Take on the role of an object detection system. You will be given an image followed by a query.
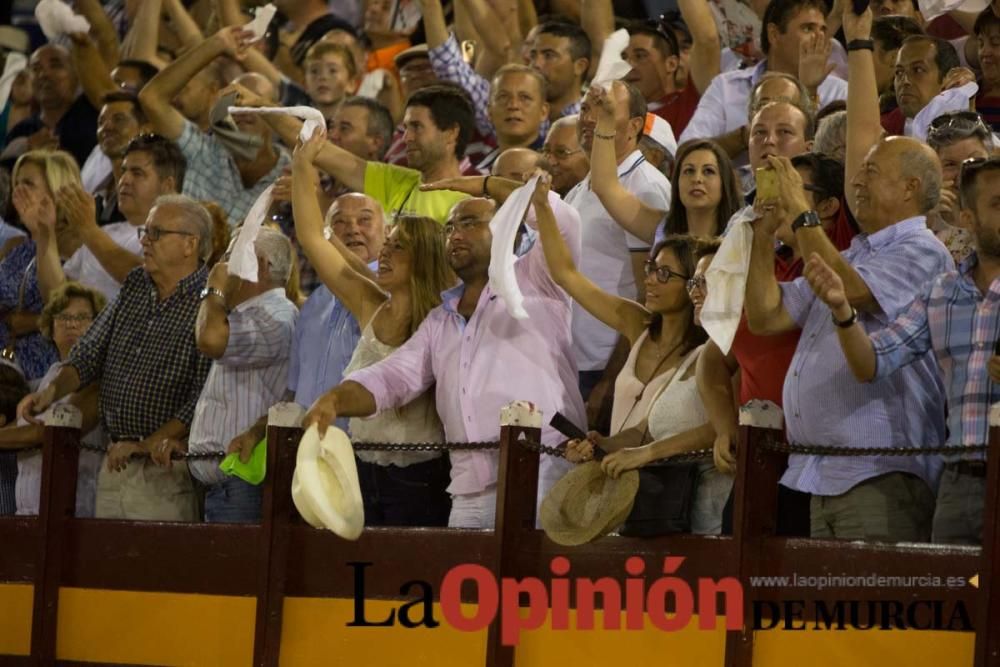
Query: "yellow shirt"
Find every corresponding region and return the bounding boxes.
[364,162,468,224]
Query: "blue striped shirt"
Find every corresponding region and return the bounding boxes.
[778,217,954,496]
[871,252,1000,461]
[188,288,298,484]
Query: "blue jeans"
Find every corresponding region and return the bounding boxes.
[204,476,262,524]
[357,456,450,527]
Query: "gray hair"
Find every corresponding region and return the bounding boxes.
[748,72,812,121]
[814,111,847,163]
[254,227,294,287]
[152,194,213,261]
[899,146,943,213]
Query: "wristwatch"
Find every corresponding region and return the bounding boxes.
[200,286,229,312]
[832,306,858,328]
[791,209,822,233]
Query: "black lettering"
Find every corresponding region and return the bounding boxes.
[879,601,905,630]
[347,562,396,627]
[946,601,973,631]
[753,601,781,630]
[848,601,875,630]
[398,580,440,628]
[783,601,806,630]
[814,600,846,630]
[906,600,933,630]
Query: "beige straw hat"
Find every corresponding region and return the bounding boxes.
[540,462,639,546]
[292,424,364,540]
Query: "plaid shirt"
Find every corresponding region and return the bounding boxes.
[871,252,1000,459]
[428,33,581,143]
[69,266,213,441]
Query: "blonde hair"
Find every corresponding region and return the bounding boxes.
[393,216,456,335]
[39,281,107,339]
[13,150,82,224]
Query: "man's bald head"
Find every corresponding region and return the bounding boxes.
[852,135,943,231]
[492,148,542,183]
[886,136,943,212]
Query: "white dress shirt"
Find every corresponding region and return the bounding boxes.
[63,222,142,302]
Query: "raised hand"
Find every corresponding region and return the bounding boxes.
[12,185,57,240]
[841,4,873,43]
[798,32,835,94]
[293,125,328,166]
[58,183,98,232]
[530,168,552,206]
[584,84,616,122]
[215,25,255,60]
[803,252,848,311]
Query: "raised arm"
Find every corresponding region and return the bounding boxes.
[580,0,614,77]
[12,182,62,303]
[843,6,881,211]
[588,87,664,244]
[163,0,205,51]
[75,0,121,66]
[291,129,385,324]
[679,0,722,95]
[195,261,237,359]
[60,184,141,286]
[744,203,799,335]
[139,27,252,140]
[461,0,517,71]
[120,0,166,69]
[533,176,648,344]
[68,33,117,110]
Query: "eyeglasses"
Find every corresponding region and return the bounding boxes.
[959,156,1000,207]
[685,275,707,293]
[54,313,93,325]
[644,260,688,284]
[442,218,488,237]
[541,146,582,160]
[137,226,196,242]
[928,111,992,142]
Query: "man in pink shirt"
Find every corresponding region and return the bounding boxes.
[303,176,585,528]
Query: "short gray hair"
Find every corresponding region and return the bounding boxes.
[899,146,943,213]
[152,194,213,261]
[254,227,294,287]
[814,111,847,162]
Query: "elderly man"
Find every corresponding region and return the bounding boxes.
[541,116,589,197]
[741,10,953,541]
[303,173,585,529]
[139,26,289,226]
[18,195,214,522]
[37,134,186,302]
[4,44,98,168]
[184,229,298,523]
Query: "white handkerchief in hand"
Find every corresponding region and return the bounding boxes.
[918,0,988,21]
[244,3,277,42]
[489,175,541,320]
[701,206,757,355]
[229,105,326,142]
[910,82,979,142]
[229,185,275,283]
[35,0,91,40]
[0,53,26,114]
[591,29,632,89]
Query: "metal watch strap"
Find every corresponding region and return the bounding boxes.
[791,209,822,232]
[200,286,228,312]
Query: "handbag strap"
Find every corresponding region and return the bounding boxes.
[637,346,703,446]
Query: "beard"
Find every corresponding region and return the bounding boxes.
[974,217,1000,258]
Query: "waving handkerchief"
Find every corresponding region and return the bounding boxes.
[35,0,91,40]
[701,205,757,354]
[228,185,275,282]
[918,0,988,21]
[910,82,979,142]
[244,3,277,42]
[489,175,541,320]
[229,105,327,143]
[0,53,26,114]
[591,29,632,89]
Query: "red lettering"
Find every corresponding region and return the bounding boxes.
[698,577,744,630]
[576,578,622,630]
[500,577,549,645]
[550,557,571,630]
[439,564,499,632]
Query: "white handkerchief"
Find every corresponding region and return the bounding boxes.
[356,69,388,99]
[591,29,632,89]
[910,82,979,142]
[0,53,26,114]
[488,175,540,320]
[228,184,274,282]
[244,3,277,42]
[701,206,756,355]
[229,105,327,142]
[918,0,988,21]
[35,0,91,40]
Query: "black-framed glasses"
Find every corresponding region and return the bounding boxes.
[644,259,688,284]
[137,226,196,242]
[959,156,1000,207]
[685,275,707,293]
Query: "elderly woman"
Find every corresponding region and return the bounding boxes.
[2,150,84,382]
[0,282,106,517]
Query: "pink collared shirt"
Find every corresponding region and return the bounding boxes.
[347,191,586,495]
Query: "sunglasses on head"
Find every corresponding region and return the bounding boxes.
[928,111,992,140]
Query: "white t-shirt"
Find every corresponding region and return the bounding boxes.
[564,151,672,371]
[63,222,142,301]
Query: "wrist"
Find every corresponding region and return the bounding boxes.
[831,302,853,321]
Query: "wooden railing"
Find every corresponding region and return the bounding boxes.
[0,400,997,667]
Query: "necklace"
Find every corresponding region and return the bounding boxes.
[616,337,687,432]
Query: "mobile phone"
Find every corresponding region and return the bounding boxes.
[756,168,779,200]
[852,0,870,14]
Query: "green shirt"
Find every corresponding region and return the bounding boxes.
[364,162,468,224]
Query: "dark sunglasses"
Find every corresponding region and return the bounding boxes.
[959,156,1000,208]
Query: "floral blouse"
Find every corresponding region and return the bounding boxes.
[0,240,58,381]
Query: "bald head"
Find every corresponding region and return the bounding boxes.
[888,136,943,213]
[853,136,943,231]
[492,148,542,183]
[327,192,386,262]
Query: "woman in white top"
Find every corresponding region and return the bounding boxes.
[0,282,106,517]
[292,128,456,526]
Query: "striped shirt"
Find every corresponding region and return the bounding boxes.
[871,252,1000,461]
[176,120,290,227]
[778,216,954,496]
[69,266,213,441]
[188,288,299,485]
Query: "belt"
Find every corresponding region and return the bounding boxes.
[945,461,988,478]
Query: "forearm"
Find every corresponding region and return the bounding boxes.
[35,235,65,304]
[75,0,121,66]
[599,424,647,453]
[696,341,740,438]
[535,196,579,286]
[71,37,117,111]
[460,0,513,63]
[744,229,785,334]
[326,381,378,419]
[645,422,715,459]
[163,0,204,50]
[214,0,249,26]
[845,49,881,199]
[142,32,224,107]
[679,0,721,94]
[121,0,163,63]
[829,301,877,381]
[195,298,230,359]
[0,423,45,448]
[795,227,875,310]
[80,226,142,284]
[591,121,659,243]
[580,0,613,71]
[50,365,83,404]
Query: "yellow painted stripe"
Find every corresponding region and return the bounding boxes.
[55,588,255,666]
[753,628,975,666]
[0,583,33,656]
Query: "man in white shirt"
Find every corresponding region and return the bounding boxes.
[80,90,148,225]
[38,134,185,302]
[565,81,671,400]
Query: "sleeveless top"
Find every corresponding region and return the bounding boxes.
[609,329,682,435]
[646,346,707,443]
[342,303,444,467]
